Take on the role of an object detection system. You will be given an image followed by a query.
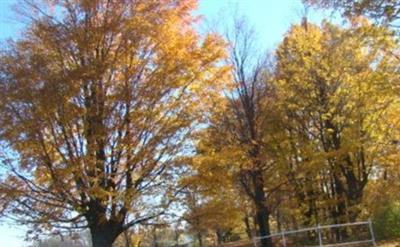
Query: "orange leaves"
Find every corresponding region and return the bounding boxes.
[274,18,400,225]
[0,0,229,239]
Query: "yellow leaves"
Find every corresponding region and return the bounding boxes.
[35,169,51,184]
[88,186,113,200]
[275,19,400,220]
[0,0,232,236]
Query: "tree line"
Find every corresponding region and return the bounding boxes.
[0,1,399,247]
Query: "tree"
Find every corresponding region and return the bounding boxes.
[29,231,91,247]
[275,18,399,238]
[181,175,245,246]
[188,16,287,247]
[305,0,400,27]
[0,1,227,246]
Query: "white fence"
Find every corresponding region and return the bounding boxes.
[252,220,376,247]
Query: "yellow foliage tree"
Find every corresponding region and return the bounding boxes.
[0,1,227,246]
[187,16,289,247]
[275,18,400,236]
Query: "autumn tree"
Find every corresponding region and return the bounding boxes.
[305,0,400,27]
[275,18,399,238]
[181,163,247,246]
[0,1,227,246]
[188,16,288,247]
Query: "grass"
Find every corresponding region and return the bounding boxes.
[378,239,400,247]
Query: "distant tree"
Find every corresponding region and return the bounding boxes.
[0,1,227,246]
[179,184,243,246]
[29,231,91,247]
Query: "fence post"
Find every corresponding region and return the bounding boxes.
[317,224,323,247]
[368,219,377,246]
[281,232,287,247]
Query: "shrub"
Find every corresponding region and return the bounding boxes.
[373,201,400,240]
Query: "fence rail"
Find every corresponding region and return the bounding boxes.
[252,219,376,247]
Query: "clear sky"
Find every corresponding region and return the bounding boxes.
[0,0,335,246]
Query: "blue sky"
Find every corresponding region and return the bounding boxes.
[0,0,335,246]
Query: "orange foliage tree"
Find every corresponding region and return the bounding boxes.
[0,1,227,246]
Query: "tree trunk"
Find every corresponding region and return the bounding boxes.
[124,230,132,247]
[244,215,253,239]
[197,233,203,247]
[216,229,223,245]
[90,227,118,247]
[152,226,158,247]
[255,205,273,247]
[276,209,282,233]
[253,172,273,247]
[331,174,348,241]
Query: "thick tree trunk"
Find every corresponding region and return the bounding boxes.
[255,205,273,247]
[90,227,118,247]
[253,172,273,247]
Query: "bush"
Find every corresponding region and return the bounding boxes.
[373,201,400,240]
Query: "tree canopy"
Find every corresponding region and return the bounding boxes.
[1,1,400,247]
[0,0,227,246]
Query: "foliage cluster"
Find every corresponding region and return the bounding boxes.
[0,1,400,247]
